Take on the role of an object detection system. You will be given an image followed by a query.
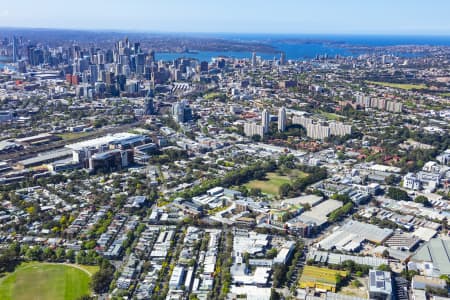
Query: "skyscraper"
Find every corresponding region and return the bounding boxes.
[280,52,286,65]
[144,89,155,115]
[172,99,192,123]
[251,52,257,67]
[12,36,19,63]
[278,107,286,132]
[262,109,270,133]
[148,50,155,63]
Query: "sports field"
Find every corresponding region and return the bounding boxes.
[245,170,308,195]
[365,81,427,90]
[0,262,97,300]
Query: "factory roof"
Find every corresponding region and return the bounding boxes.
[66,132,140,151]
[17,148,73,167]
[341,220,393,244]
[412,238,450,275]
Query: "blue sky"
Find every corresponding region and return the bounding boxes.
[1,0,449,35]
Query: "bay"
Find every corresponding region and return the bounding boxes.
[156,34,450,62]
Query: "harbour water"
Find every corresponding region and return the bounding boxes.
[155,34,450,62]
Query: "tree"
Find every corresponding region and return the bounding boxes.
[331,193,351,203]
[266,248,278,259]
[328,202,354,223]
[384,175,399,185]
[377,264,391,272]
[272,263,287,288]
[387,187,410,201]
[352,279,363,288]
[279,183,291,197]
[90,260,115,294]
[55,248,65,261]
[66,249,75,262]
[251,134,261,142]
[414,195,432,207]
[270,289,281,300]
[249,188,262,197]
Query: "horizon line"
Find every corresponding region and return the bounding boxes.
[1,25,450,38]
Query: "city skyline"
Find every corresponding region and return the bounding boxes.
[1,0,450,35]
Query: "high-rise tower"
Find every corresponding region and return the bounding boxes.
[12,36,19,63]
[278,107,286,132]
[251,52,257,67]
[262,109,270,133]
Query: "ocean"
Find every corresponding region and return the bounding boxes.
[156,34,450,62]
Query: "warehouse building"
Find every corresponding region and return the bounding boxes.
[410,238,450,277]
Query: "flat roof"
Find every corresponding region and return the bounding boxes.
[299,199,343,225]
[66,132,140,151]
[281,195,324,207]
[15,133,54,143]
[413,227,438,242]
[369,270,392,294]
[17,149,73,166]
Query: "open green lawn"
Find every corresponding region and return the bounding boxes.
[318,111,345,121]
[57,132,93,141]
[245,170,308,195]
[365,81,427,90]
[0,262,95,300]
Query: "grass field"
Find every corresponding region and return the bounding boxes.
[365,81,427,90]
[245,170,308,195]
[57,132,93,141]
[319,111,345,121]
[0,262,96,300]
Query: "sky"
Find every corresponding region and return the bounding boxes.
[1,0,450,35]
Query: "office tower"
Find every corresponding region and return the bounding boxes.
[134,42,141,54]
[116,75,127,91]
[105,72,116,85]
[200,61,208,72]
[280,52,286,65]
[172,100,193,123]
[31,48,44,66]
[135,53,146,75]
[144,89,155,115]
[148,50,155,63]
[12,36,19,63]
[251,52,257,67]
[89,65,98,84]
[217,59,225,69]
[17,60,26,73]
[278,107,287,132]
[262,109,270,133]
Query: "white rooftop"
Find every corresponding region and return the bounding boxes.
[66,132,139,151]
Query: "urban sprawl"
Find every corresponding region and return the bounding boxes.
[0,33,449,300]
